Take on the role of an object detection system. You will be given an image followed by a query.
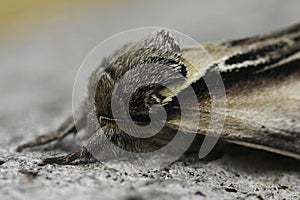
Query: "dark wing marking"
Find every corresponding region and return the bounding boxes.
[165,22,300,159]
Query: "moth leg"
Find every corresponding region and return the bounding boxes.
[16,113,86,152]
[38,130,102,165]
[38,126,110,165]
[38,148,93,165]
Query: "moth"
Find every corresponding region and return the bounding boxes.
[16,23,300,164]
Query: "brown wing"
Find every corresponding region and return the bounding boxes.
[164,23,300,159]
[173,66,300,160]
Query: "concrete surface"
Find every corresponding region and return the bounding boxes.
[1,131,300,200]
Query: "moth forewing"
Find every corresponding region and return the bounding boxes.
[167,23,300,160]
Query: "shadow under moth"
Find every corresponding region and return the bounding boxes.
[17,23,300,164]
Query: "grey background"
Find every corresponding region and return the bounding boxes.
[0,0,299,199]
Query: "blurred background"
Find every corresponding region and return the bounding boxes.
[0,0,299,135]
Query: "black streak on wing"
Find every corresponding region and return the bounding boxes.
[224,42,287,65]
[228,22,300,46]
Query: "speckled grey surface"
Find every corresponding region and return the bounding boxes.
[1,1,300,199]
[1,132,300,200]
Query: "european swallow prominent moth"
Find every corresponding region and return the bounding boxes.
[17,23,300,164]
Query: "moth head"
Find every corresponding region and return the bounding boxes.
[87,30,188,127]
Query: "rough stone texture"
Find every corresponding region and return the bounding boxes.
[1,119,300,200]
[1,1,300,199]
